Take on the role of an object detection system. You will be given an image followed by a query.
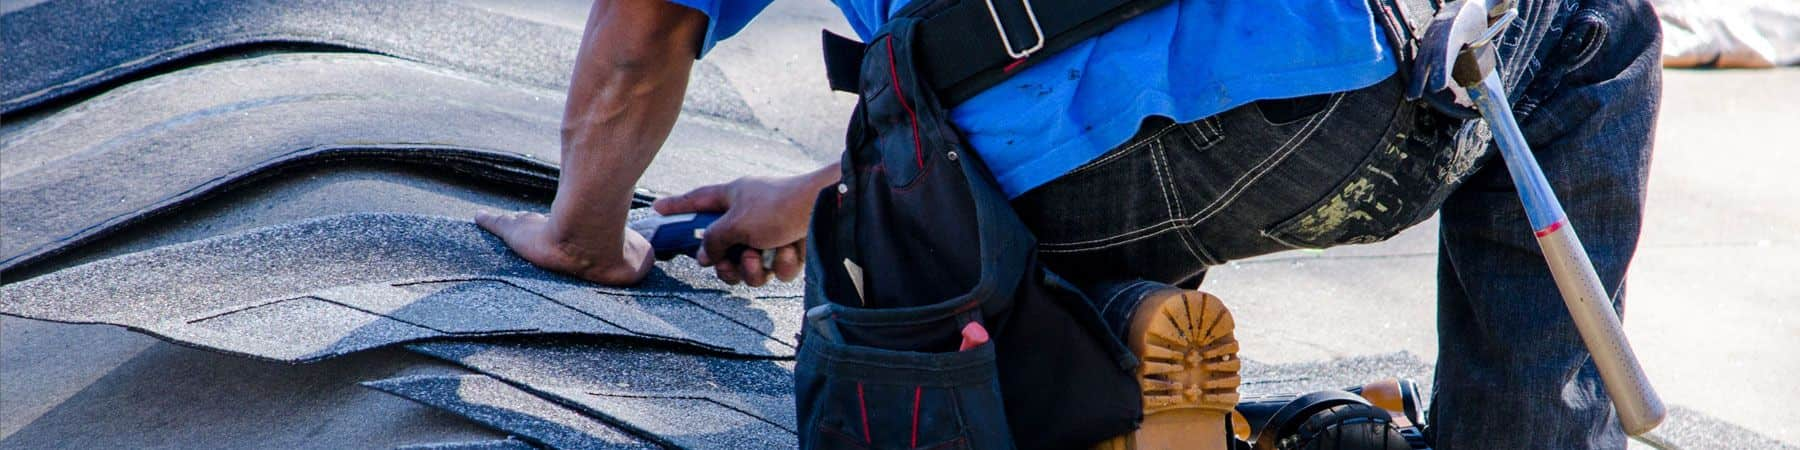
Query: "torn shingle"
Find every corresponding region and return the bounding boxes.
[0,214,802,362]
[0,53,811,274]
[411,339,798,449]
[365,374,656,450]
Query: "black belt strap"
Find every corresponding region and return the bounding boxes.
[825,0,1171,106]
[823,0,1444,107]
[1367,0,1445,79]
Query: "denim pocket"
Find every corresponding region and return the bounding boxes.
[1261,104,1449,249]
[859,33,935,189]
[1254,93,1335,126]
[797,338,1010,450]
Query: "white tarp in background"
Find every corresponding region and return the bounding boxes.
[1657,0,1800,67]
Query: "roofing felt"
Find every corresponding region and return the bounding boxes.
[0,0,754,123]
[0,52,811,274]
[410,339,799,450]
[366,374,656,450]
[0,214,802,362]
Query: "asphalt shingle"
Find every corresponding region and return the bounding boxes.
[0,346,503,448]
[366,374,656,450]
[8,163,560,281]
[0,53,810,274]
[0,0,754,123]
[411,339,799,449]
[0,213,801,362]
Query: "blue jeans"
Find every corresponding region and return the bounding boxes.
[1010,0,1661,447]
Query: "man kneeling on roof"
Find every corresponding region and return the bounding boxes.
[476,0,1661,447]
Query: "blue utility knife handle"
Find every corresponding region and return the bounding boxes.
[631,212,756,262]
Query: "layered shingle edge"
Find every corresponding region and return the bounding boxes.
[0,214,803,362]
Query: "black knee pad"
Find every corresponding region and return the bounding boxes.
[1238,390,1417,450]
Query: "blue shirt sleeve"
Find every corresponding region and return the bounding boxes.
[663,0,775,57]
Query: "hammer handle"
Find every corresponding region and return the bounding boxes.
[1469,72,1666,435]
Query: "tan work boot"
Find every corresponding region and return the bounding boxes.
[1095,289,1241,450]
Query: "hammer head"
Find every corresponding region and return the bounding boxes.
[1406,0,1512,117]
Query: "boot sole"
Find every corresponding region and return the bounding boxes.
[1096,289,1241,450]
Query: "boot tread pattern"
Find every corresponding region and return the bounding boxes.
[1137,291,1241,414]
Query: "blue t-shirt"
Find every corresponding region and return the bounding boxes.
[671,0,1396,198]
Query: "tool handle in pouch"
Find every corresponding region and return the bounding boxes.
[795,303,1012,449]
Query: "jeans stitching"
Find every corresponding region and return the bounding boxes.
[1259,98,1416,249]
[1039,103,1332,251]
[1516,6,1539,90]
[1039,229,1185,254]
[1175,117,1224,153]
[1186,92,1346,222]
[1262,230,1313,250]
[1180,122,1207,150]
[1155,139,1210,264]
[1066,121,1183,176]
[1507,1,1554,94]
[1039,92,1347,251]
[1097,285,1133,319]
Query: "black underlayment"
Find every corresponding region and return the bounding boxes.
[0,214,802,362]
[0,0,754,123]
[411,338,800,450]
[0,53,811,274]
[365,374,656,450]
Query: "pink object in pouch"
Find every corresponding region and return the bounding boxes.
[959,322,989,351]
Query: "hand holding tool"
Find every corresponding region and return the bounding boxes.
[628,212,774,269]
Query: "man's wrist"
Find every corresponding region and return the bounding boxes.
[805,163,843,191]
[545,201,630,260]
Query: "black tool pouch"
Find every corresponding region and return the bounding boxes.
[797,18,1140,450]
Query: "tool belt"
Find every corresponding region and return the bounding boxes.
[800,1,1449,449]
[800,15,1140,450]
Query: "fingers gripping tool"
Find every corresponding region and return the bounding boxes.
[628,212,775,268]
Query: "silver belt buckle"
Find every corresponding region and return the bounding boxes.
[982,0,1045,59]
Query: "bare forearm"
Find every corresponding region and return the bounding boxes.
[804,163,842,193]
[549,0,708,254]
